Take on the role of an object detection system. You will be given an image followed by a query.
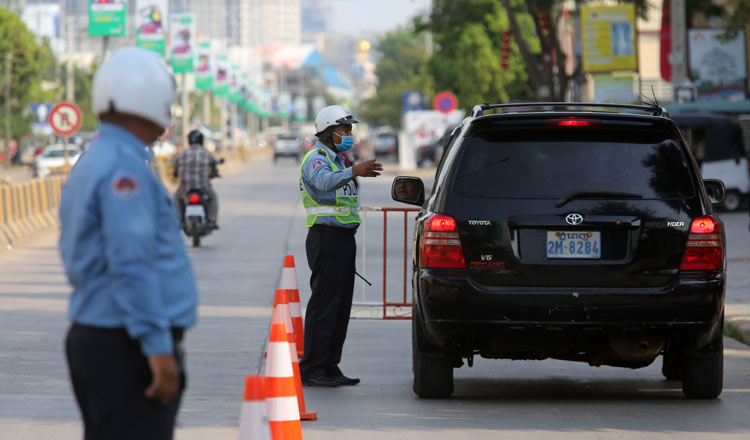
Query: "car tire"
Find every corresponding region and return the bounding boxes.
[661,351,683,381]
[722,190,742,211]
[681,333,723,399]
[412,313,454,398]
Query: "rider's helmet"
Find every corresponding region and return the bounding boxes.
[314,105,359,136]
[188,129,204,146]
[93,47,175,129]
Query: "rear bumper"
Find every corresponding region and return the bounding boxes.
[416,269,725,352]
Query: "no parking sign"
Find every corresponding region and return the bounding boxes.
[432,91,458,114]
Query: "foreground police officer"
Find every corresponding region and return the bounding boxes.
[299,105,382,387]
[59,47,198,439]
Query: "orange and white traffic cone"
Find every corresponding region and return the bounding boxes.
[239,376,271,440]
[280,255,305,359]
[265,323,303,439]
[273,290,317,421]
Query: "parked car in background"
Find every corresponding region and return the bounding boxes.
[373,132,398,157]
[273,135,304,162]
[34,144,82,178]
[671,112,750,211]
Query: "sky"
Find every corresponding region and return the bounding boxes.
[323,0,432,36]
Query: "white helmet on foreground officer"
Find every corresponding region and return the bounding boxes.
[93,47,175,143]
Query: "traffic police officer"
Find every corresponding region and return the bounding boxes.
[299,105,383,387]
[59,47,197,439]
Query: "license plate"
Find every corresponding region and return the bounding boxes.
[546,231,601,259]
[185,205,205,218]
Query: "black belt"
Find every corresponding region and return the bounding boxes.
[71,323,185,343]
[310,224,358,235]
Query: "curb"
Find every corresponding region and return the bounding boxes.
[725,316,750,345]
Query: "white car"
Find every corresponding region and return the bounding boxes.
[34,144,81,178]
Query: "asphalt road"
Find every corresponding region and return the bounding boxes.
[0,157,749,439]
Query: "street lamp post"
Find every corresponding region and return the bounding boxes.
[4,52,11,164]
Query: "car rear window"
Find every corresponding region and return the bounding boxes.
[452,129,696,200]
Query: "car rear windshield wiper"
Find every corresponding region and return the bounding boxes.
[556,191,643,208]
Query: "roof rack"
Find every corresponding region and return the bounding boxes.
[471,102,668,118]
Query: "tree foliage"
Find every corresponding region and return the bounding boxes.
[360,27,432,129]
[0,7,47,141]
[420,0,533,110]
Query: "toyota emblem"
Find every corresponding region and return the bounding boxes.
[565,213,584,225]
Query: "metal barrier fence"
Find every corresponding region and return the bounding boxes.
[353,206,421,320]
[0,175,66,250]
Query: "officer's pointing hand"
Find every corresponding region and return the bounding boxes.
[145,354,181,404]
[353,159,383,178]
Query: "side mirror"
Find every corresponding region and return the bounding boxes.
[704,179,726,205]
[391,176,425,206]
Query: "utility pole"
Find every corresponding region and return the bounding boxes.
[182,74,189,147]
[65,2,74,103]
[670,0,694,102]
[4,52,11,163]
[202,91,211,128]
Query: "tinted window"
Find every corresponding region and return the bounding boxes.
[452,129,695,199]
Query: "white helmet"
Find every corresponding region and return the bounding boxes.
[314,105,360,135]
[93,47,175,129]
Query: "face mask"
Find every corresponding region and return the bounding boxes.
[334,133,354,152]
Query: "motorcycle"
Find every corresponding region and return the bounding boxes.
[182,189,214,247]
[180,158,223,247]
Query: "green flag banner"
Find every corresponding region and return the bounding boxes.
[89,0,127,37]
[170,13,196,73]
[135,0,168,56]
[195,41,213,90]
[213,54,230,96]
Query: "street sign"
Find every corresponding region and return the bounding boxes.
[433,91,458,114]
[402,91,425,113]
[49,102,82,136]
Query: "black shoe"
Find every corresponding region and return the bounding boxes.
[301,375,339,387]
[326,366,360,386]
[332,375,360,386]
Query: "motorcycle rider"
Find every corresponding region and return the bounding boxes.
[172,129,220,229]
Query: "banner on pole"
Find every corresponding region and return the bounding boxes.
[195,40,213,90]
[213,54,230,96]
[135,0,168,56]
[170,13,196,73]
[228,64,241,102]
[88,0,127,37]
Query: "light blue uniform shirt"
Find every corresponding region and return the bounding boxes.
[59,122,198,356]
[300,141,358,229]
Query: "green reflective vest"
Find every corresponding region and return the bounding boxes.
[299,148,360,228]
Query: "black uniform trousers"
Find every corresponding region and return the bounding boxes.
[65,324,185,440]
[299,225,357,379]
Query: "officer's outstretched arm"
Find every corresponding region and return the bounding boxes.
[99,166,173,358]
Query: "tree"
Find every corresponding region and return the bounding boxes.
[360,27,432,129]
[418,0,533,109]
[0,7,48,141]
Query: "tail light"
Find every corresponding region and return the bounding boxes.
[188,194,201,204]
[680,217,723,271]
[419,214,466,269]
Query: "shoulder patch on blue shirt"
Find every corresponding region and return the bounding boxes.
[312,160,324,169]
[112,172,140,199]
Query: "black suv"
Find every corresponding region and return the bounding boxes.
[392,103,727,400]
